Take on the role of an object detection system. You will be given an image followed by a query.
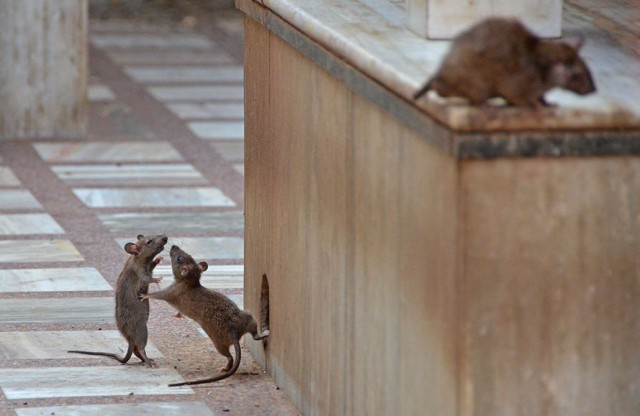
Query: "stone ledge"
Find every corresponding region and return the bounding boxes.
[237,0,640,158]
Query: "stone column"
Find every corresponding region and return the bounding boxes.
[0,0,87,139]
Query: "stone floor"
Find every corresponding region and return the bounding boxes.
[0,3,299,415]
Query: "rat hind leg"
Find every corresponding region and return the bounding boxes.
[213,341,234,372]
[131,327,156,367]
[134,345,156,368]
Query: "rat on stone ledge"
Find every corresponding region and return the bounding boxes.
[413,17,596,107]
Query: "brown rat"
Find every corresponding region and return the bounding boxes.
[140,245,269,386]
[413,17,596,107]
[68,234,167,367]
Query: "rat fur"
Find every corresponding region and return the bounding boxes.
[68,234,167,367]
[413,17,596,107]
[141,245,269,386]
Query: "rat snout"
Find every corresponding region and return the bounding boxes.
[160,235,168,244]
[170,245,180,252]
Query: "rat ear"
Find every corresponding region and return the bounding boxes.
[180,265,190,277]
[564,35,585,51]
[124,242,140,255]
[198,262,208,272]
[137,234,145,240]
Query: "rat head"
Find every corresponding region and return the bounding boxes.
[539,37,596,95]
[170,245,208,284]
[124,234,168,261]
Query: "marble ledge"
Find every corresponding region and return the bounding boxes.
[237,0,640,137]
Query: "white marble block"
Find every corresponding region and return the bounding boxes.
[407,0,562,39]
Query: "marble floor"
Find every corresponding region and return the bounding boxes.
[0,3,298,415]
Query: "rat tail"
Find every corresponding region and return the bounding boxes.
[169,339,242,387]
[413,78,433,100]
[68,344,133,364]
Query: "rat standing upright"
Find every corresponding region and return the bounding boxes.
[413,17,596,107]
[69,234,167,367]
[141,245,269,386]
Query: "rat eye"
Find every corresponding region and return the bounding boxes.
[147,239,153,245]
[177,256,183,264]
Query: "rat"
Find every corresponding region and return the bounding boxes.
[140,245,269,386]
[68,234,167,367]
[413,17,596,107]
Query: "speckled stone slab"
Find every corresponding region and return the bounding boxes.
[0,167,21,186]
[90,33,213,49]
[187,121,244,140]
[0,366,192,399]
[0,330,161,360]
[73,187,236,208]
[115,237,243,260]
[0,268,111,292]
[166,102,244,120]
[106,49,234,65]
[0,240,83,263]
[33,142,183,163]
[0,214,64,235]
[88,84,117,101]
[15,402,215,416]
[99,211,244,234]
[154,264,243,289]
[0,297,114,325]
[124,65,244,83]
[51,164,207,186]
[0,190,42,210]
[148,86,243,101]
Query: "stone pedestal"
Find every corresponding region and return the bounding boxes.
[0,1,87,139]
[239,1,640,415]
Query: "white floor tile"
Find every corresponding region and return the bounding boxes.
[0,190,42,210]
[115,237,243,260]
[0,366,192,399]
[233,164,245,176]
[166,102,244,119]
[0,167,21,186]
[73,187,236,208]
[0,214,64,235]
[0,330,160,360]
[154,264,243,289]
[91,33,213,49]
[107,50,233,65]
[16,402,214,416]
[209,141,244,161]
[148,86,243,101]
[99,211,243,234]
[88,85,116,101]
[34,142,183,163]
[188,121,244,140]
[51,164,206,186]
[0,239,83,263]
[0,268,111,292]
[124,66,243,83]
[0,297,113,324]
